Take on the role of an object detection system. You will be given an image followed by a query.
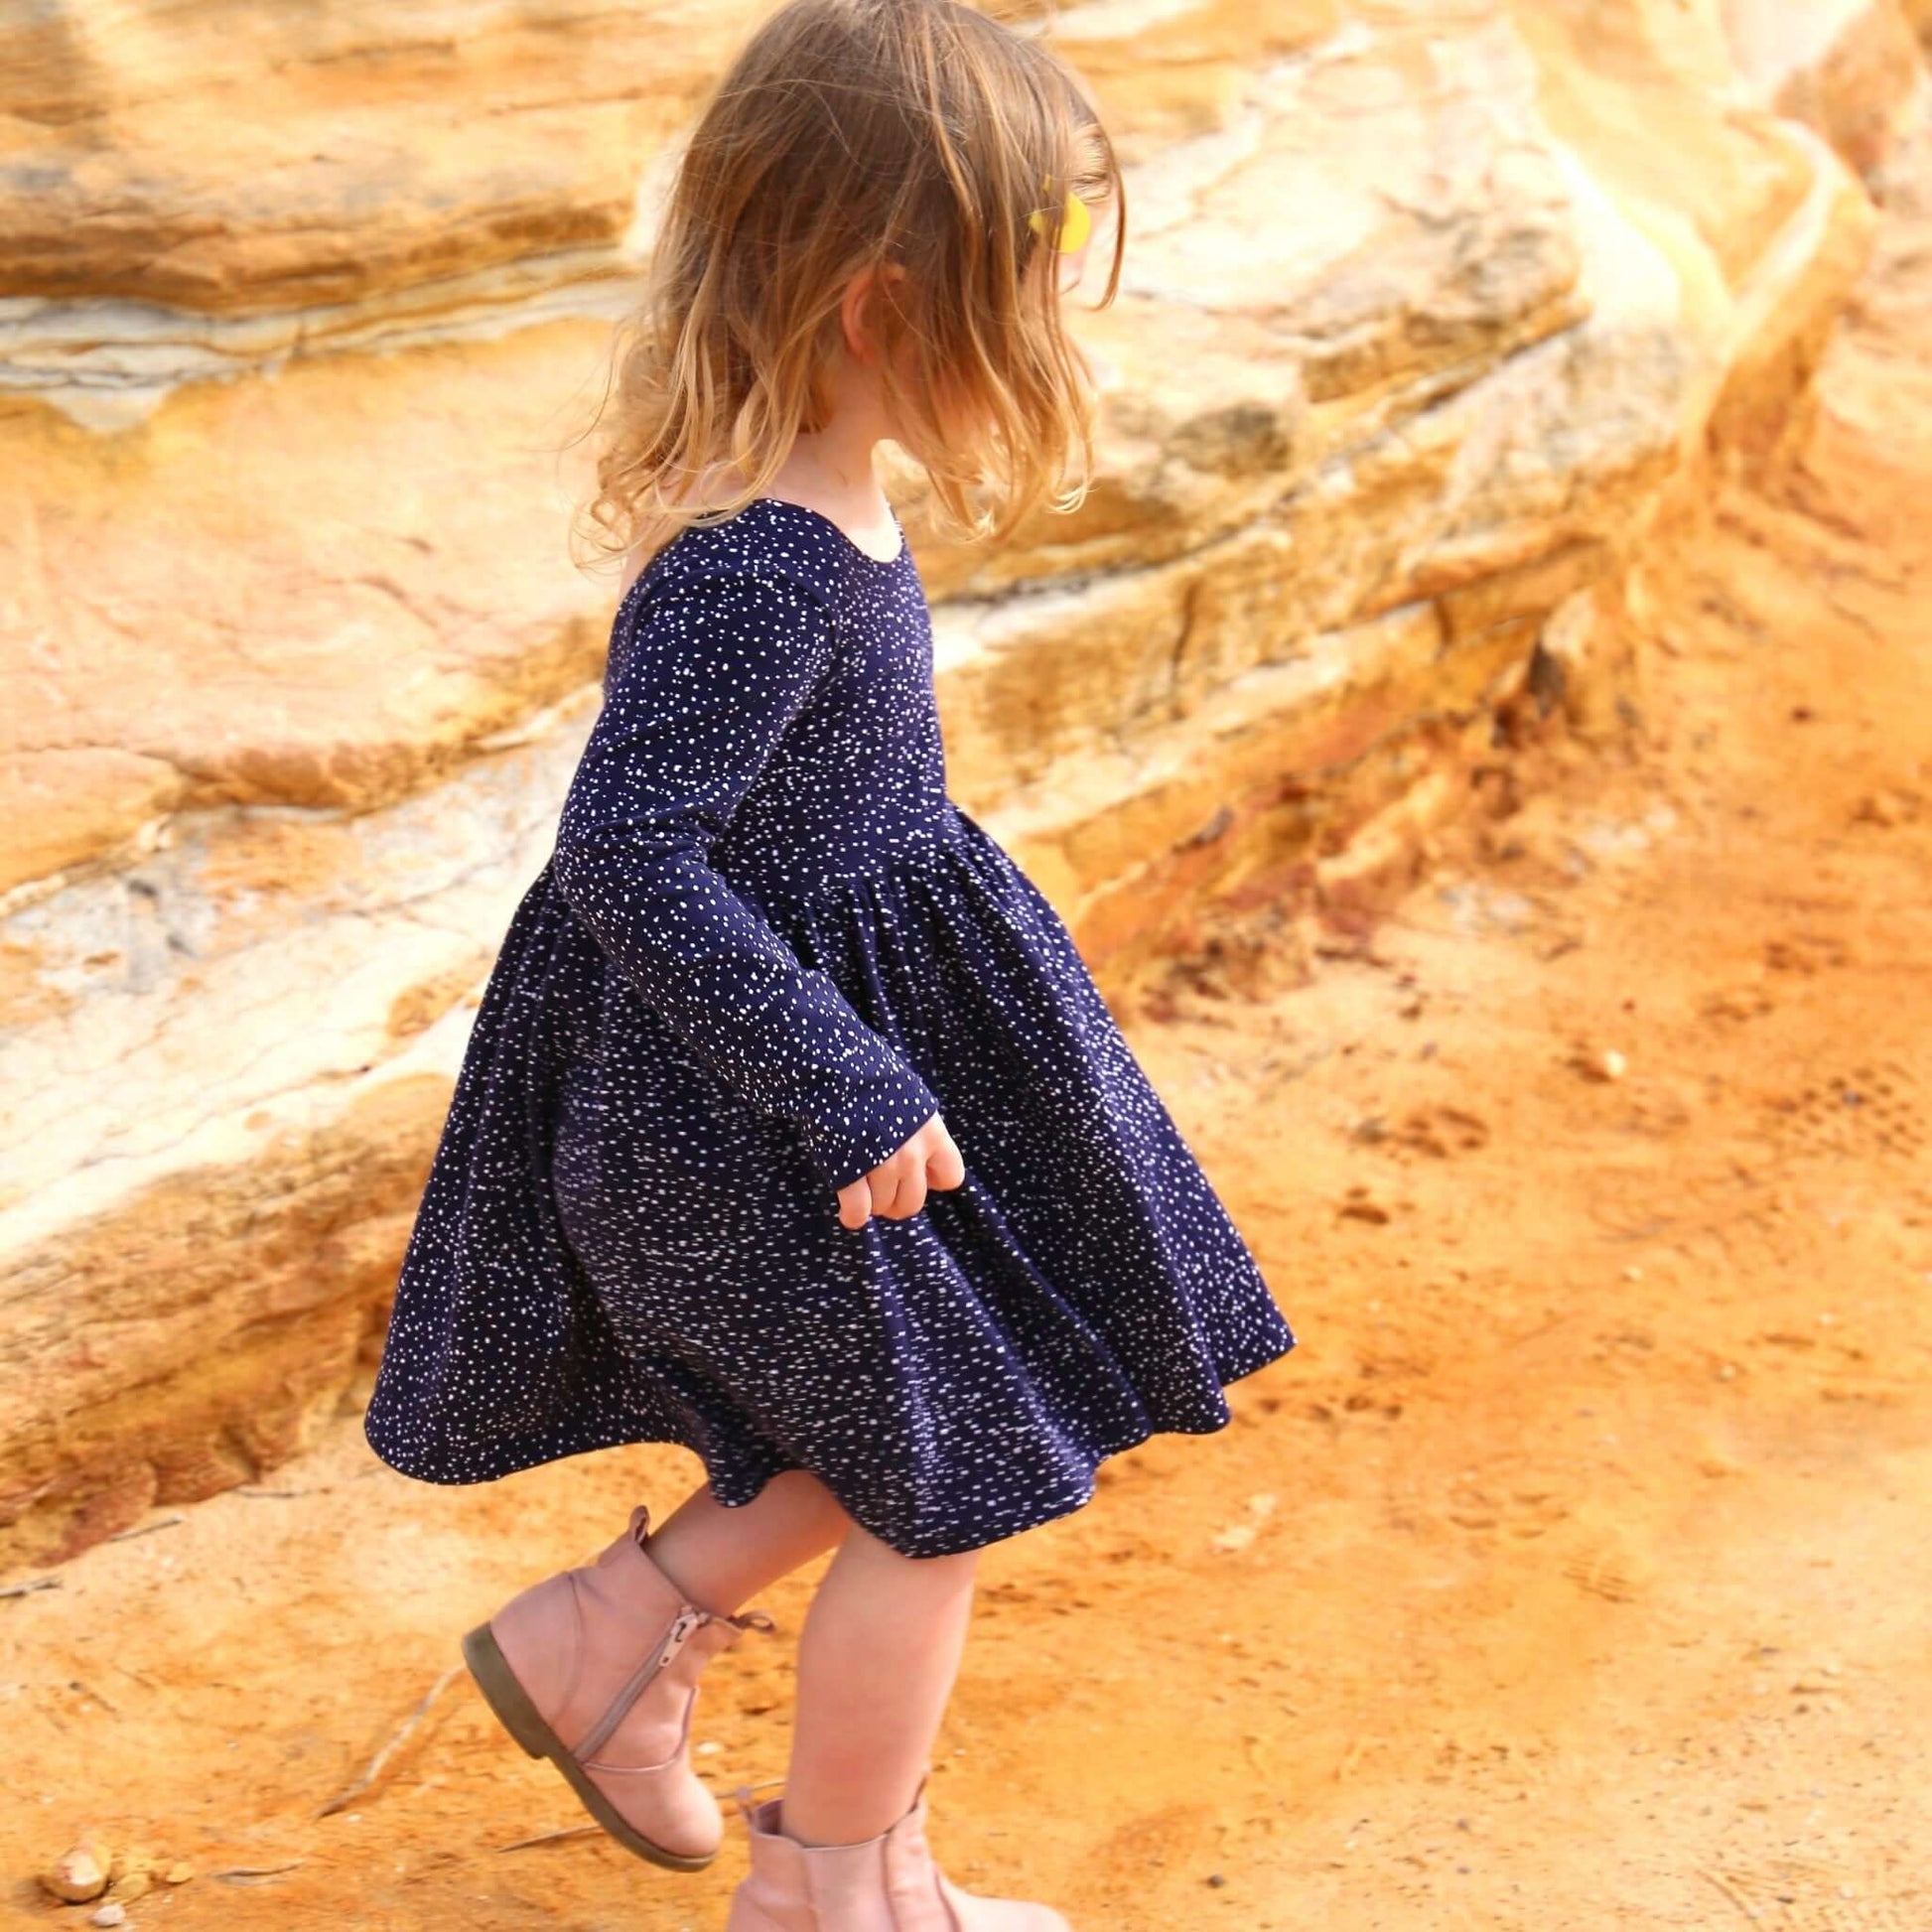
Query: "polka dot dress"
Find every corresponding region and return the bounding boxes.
[362,494,1298,1558]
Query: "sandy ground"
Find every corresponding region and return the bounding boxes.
[7,178,1932,1932]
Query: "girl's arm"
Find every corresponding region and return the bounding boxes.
[552,555,941,1197]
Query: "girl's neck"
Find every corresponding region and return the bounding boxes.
[706,441,898,562]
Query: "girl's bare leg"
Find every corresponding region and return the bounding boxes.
[644,1469,853,1616]
[780,1523,979,1846]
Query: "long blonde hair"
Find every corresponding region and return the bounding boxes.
[566,0,1124,577]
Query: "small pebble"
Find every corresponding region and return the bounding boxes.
[91,1907,125,1929]
[42,1835,111,1904]
[163,1863,194,1886]
[1206,1872,1227,1888]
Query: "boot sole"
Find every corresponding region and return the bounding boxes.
[460,1619,717,1872]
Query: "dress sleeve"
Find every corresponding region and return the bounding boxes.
[552,555,942,1195]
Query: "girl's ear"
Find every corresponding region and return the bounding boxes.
[841,261,907,366]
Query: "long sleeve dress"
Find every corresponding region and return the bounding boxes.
[361,493,1297,1559]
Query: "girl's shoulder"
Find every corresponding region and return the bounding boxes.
[605,500,874,697]
[619,496,871,629]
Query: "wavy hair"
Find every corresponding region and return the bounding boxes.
[565,0,1124,576]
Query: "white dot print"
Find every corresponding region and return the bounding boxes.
[362,495,1298,1557]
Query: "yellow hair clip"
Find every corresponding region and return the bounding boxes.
[1027,182,1092,254]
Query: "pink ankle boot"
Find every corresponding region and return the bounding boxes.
[724,1772,1072,1930]
[461,1502,773,1870]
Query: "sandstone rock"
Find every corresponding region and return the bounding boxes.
[0,345,618,902]
[1725,0,1925,175]
[1050,0,1341,154]
[0,4,756,319]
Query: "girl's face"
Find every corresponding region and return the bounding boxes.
[848,191,1107,444]
[1056,230,1092,299]
[1055,181,1118,305]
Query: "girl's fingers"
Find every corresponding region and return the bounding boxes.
[895,1162,928,1219]
[838,1115,959,1228]
[877,1149,926,1221]
[837,1174,874,1230]
[926,1135,966,1191]
[855,1155,904,1223]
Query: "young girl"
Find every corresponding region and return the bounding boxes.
[362,1,1297,1923]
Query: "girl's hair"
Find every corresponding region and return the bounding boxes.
[566,0,1124,575]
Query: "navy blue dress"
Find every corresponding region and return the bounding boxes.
[362,495,1297,1558]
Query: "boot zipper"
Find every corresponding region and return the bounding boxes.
[575,1606,704,1761]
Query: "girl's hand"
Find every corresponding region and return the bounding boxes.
[836,1111,965,1230]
